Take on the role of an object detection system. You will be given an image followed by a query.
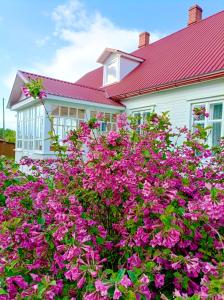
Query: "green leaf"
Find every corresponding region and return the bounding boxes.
[0,288,7,295]
[37,215,45,225]
[96,236,104,245]
[127,270,138,283]
[20,198,33,210]
[145,261,156,271]
[79,265,88,271]
[177,207,185,216]
[174,272,182,278]
[211,187,218,200]
[0,194,6,206]
[182,276,189,290]
[126,290,136,299]
[160,215,172,228]
[115,269,126,283]
[182,177,189,186]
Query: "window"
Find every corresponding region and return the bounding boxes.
[191,102,223,147]
[51,106,86,142]
[132,107,155,133]
[34,106,44,150]
[90,111,117,133]
[104,59,118,85]
[16,105,44,151]
[17,111,23,149]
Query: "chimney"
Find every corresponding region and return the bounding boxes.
[138,32,150,48]
[188,4,203,25]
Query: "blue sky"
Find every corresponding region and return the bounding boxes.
[0,0,223,129]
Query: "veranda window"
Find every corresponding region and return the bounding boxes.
[191,102,223,147]
[90,111,117,132]
[34,105,44,150]
[16,111,23,149]
[51,106,86,142]
[16,105,44,151]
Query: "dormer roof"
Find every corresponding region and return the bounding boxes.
[97,48,144,64]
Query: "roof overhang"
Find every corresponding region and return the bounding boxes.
[10,94,125,111]
[97,48,144,64]
[7,70,30,109]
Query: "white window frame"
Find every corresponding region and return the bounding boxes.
[103,58,119,86]
[191,101,224,147]
[131,106,155,133]
[90,110,117,133]
[51,106,86,144]
[16,105,44,152]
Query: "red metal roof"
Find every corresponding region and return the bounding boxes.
[76,10,224,99]
[17,71,123,107]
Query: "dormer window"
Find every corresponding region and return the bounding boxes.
[97,48,144,87]
[105,58,118,85]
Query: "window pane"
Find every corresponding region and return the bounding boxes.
[112,114,117,122]
[105,113,110,122]
[60,106,68,117]
[133,113,141,125]
[52,106,60,116]
[193,105,205,121]
[101,122,107,132]
[106,60,117,84]
[71,119,77,127]
[212,122,221,146]
[65,118,71,126]
[212,103,222,120]
[78,109,85,119]
[69,108,77,117]
[90,111,97,118]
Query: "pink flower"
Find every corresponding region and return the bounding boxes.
[21,86,31,97]
[140,274,150,284]
[155,273,165,288]
[134,227,149,246]
[113,288,122,299]
[95,279,109,296]
[77,276,86,289]
[96,112,104,120]
[127,253,142,269]
[120,275,132,288]
[107,131,121,146]
[38,90,47,100]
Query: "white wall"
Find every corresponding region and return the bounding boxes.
[120,56,139,80]
[122,78,224,129]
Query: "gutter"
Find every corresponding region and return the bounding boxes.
[110,70,224,100]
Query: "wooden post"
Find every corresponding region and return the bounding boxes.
[2,98,5,141]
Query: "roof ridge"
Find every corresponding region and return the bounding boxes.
[19,70,76,85]
[132,9,224,54]
[18,70,104,93]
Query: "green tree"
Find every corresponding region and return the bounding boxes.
[0,128,16,143]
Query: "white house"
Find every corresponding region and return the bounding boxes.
[8,5,224,162]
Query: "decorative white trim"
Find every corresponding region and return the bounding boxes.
[10,94,125,112]
[97,48,144,64]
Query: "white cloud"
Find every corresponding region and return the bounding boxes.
[36,0,164,82]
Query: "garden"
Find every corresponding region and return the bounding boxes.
[0,81,224,299]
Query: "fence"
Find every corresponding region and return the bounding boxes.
[0,140,15,159]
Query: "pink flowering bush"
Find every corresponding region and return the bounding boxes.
[0,83,224,299]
